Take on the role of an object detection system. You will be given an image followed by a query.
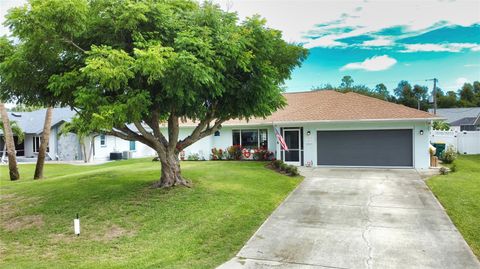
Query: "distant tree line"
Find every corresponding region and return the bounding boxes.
[312,76,480,111]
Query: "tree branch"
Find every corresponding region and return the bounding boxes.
[105,129,134,142]
[177,119,225,150]
[62,38,86,53]
[145,111,168,147]
[114,124,157,150]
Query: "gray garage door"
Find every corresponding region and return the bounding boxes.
[317,129,413,167]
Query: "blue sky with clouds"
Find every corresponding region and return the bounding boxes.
[1,0,480,94]
[215,0,480,93]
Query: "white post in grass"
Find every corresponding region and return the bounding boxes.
[74,214,80,236]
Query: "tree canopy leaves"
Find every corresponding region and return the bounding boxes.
[1,0,307,134]
[313,76,480,111]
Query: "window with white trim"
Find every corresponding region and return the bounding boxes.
[33,136,49,153]
[100,135,106,147]
[232,129,268,149]
[129,140,136,151]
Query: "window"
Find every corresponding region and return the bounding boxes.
[33,136,40,153]
[100,135,106,147]
[129,140,136,151]
[232,129,268,149]
[33,136,49,153]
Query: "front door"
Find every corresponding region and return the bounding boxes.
[283,129,301,166]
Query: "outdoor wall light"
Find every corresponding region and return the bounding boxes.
[306,131,311,136]
[419,130,424,135]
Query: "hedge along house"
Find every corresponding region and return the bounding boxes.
[178,90,439,169]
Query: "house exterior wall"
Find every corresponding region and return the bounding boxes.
[172,121,431,169]
[57,132,82,161]
[23,128,61,159]
[92,135,157,161]
[272,120,431,169]
[24,134,34,158]
[87,120,431,169]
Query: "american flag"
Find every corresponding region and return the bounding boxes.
[275,128,289,151]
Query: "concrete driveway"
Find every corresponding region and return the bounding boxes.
[218,168,480,269]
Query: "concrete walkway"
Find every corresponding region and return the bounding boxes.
[218,168,480,269]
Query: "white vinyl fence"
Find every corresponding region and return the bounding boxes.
[430,130,480,155]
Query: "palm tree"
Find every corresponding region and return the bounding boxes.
[34,107,53,179]
[0,102,22,180]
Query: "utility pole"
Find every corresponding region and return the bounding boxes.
[426,78,438,115]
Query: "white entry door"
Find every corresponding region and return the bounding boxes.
[282,129,301,166]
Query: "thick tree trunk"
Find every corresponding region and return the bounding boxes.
[0,102,20,180]
[152,151,190,188]
[34,107,53,180]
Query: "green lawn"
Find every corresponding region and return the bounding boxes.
[427,155,480,258]
[0,159,301,268]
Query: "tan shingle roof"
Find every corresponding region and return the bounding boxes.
[179,90,439,126]
[221,90,438,125]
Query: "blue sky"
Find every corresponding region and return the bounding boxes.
[215,0,480,94]
[2,0,480,95]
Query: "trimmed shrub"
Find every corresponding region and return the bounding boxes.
[279,163,288,171]
[285,165,299,176]
[440,147,457,164]
[272,160,283,169]
[187,153,200,161]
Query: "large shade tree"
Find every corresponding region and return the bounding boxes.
[1,0,307,187]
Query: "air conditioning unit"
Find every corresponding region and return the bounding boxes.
[122,151,133,160]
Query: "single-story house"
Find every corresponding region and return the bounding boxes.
[0,108,79,161]
[2,91,438,168]
[429,107,480,131]
[178,90,437,169]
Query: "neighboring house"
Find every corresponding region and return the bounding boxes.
[429,107,480,131]
[0,108,80,161]
[0,108,155,162]
[1,91,438,168]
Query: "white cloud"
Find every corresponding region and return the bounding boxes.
[340,55,397,71]
[213,0,479,47]
[361,38,393,47]
[455,77,470,88]
[303,36,347,49]
[401,43,480,53]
